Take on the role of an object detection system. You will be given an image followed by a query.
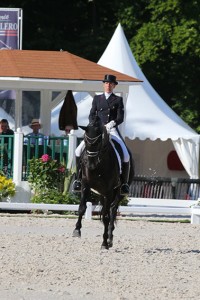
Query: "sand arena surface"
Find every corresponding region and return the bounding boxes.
[0,214,200,300]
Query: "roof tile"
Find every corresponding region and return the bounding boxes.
[0,50,141,82]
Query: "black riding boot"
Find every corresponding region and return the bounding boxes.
[72,157,82,192]
[120,161,130,195]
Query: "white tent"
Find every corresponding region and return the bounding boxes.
[98,24,199,179]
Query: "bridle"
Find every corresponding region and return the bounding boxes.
[84,133,102,158]
[85,133,101,145]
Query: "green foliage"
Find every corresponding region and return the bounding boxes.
[120,196,129,206]
[31,189,79,205]
[171,20,199,55]
[131,0,200,63]
[129,0,200,133]
[0,0,199,132]
[28,154,66,193]
[0,170,5,176]
[28,154,78,204]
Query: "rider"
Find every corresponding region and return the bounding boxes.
[73,74,130,195]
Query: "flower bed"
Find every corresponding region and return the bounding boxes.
[28,154,79,204]
[0,171,16,201]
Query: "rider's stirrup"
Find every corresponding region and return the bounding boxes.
[72,180,82,192]
[120,183,129,196]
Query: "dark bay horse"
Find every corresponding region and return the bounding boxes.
[73,117,133,249]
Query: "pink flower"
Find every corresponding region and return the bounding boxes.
[41,154,50,162]
[58,166,65,173]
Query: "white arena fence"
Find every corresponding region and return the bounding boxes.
[1,198,200,225]
[1,132,200,224]
[1,133,200,200]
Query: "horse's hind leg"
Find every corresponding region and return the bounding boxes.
[101,199,110,249]
[73,187,90,237]
[108,192,121,248]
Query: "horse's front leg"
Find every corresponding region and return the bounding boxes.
[107,204,118,248]
[73,186,90,237]
[101,199,110,250]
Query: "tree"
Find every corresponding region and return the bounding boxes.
[123,0,200,132]
[1,0,200,132]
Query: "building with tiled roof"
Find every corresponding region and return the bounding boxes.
[0,49,141,132]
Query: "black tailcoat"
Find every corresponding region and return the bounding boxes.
[89,93,124,127]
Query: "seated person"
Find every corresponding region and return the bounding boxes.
[0,119,14,169]
[25,119,46,159]
[26,119,45,145]
[0,119,14,143]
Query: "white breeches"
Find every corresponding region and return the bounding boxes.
[75,128,129,163]
[109,128,130,162]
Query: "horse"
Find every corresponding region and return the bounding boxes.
[72,116,134,249]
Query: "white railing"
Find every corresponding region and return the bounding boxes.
[2,130,200,224]
[0,198,199,224]
[10,130,77,202]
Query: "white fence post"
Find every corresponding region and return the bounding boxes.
[13,128,23,183]
[85,202,92,220]
[67,133,77,170]
[12,129,31,203]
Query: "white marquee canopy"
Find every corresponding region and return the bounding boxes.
[97,24,199,178]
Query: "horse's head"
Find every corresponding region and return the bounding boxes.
[79,116,109,167]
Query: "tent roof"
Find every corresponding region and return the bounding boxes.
[98,24,197,141]
[0,49,141,91]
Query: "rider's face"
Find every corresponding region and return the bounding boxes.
[103,82,116,94]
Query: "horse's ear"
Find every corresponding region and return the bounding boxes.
[79,125,88,132]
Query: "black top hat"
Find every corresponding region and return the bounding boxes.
[102,74,118,85]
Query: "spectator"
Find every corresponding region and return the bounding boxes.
[0,119,14,172]
[26,119,45,145]
[0,119,14,143]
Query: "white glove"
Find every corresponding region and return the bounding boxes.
[105,120,116,133]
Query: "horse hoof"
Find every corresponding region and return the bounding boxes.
[101,244,109,250]
[108,242,113,248]
[72,229,81,238]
